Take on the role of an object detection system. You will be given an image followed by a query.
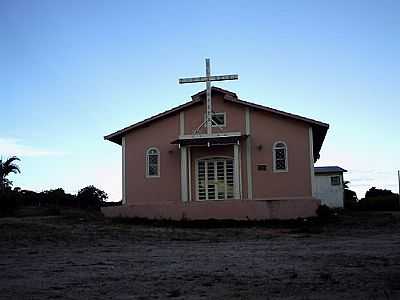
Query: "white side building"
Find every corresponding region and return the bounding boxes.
[314,166,347,208]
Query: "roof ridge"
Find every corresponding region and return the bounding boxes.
[232,97,329,128]
[191,86,237,100]
[103,98,199,141]
[104,88,329,158]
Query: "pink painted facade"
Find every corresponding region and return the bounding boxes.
[250,110,312,199]
[103,87,329,220]
[124,113,181,205]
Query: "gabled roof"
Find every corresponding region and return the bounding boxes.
[315,166,347,174]
[104,87,329,161]
[104,97,202,145]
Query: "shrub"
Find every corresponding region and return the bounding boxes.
[40,188,77,208]
[358,187,400,211]
[101,200,122,207]
[365,187,394,198]
[77,185,108,210]
[316,204,333,218]
[0,188,18,216]
[344,189,358,210]
[20,189,41,207]
[358,195,399,211]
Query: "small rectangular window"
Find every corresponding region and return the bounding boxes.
[205,112,226,127]
[331,176,340,186]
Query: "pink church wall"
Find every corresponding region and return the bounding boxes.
[116,92,317,220]
[250,109,312,199]
[124,113,181,205]
[184,94,246,135]
[183,94,312,201]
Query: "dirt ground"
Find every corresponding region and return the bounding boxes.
[1,211,400,300]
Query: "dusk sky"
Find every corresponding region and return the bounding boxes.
[1,0,399,201]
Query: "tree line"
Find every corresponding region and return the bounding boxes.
[344,182,399,211]
[1,155,398,216]
[0,156,119,216]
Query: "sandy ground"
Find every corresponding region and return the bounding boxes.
[0,211,400,299]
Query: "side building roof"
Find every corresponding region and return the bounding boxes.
[315,166,347,174]
[104,87,329,161]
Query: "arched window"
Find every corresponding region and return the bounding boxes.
[273,142,288,172]
[146,147,160,177]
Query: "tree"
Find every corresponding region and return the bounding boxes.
[0,156,21,191]
[343,180,358,209]
[365,187,394,198]
[77,185,108,210]
[358,187,399,211]
[40,188,76,208]
[343,180,350,189]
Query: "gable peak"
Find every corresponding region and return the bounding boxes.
[191,86,238,101]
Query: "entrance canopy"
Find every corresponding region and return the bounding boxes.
[171,133,247,147]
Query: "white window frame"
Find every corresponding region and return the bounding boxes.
[146,147,160,178]
[195,156,234,201]
[204,112,226,128]
[273,141,288,173]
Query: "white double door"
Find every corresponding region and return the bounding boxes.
[196,158,234,200]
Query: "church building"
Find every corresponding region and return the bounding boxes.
[102,60,329,220]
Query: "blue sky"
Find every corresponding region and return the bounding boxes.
[1,0,399,200]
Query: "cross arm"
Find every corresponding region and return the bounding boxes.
[179,74,239,84]
[209,74,238,82]
[179,77,208,84]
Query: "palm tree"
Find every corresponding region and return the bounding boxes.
[0,156,21,191]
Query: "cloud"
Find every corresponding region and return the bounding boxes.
[0,138,64,157]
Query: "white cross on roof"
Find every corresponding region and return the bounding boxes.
[179,58,238,135]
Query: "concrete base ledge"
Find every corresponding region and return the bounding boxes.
[101,198,320,220]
